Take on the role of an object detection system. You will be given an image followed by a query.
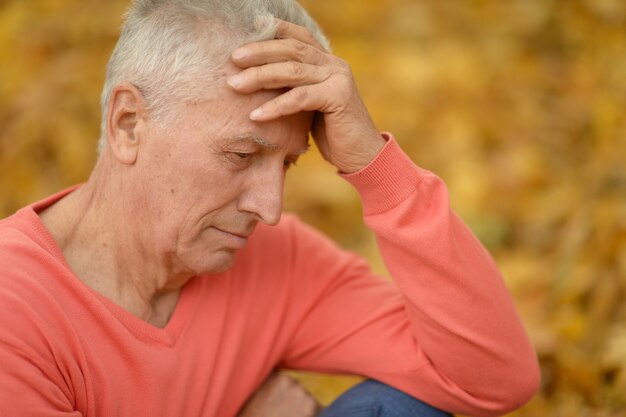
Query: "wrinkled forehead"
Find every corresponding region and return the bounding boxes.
[157,68,313,154]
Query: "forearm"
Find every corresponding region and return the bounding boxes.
[344,135,540,412]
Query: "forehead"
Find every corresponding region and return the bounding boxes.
[171,70,312,153]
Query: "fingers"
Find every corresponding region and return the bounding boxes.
[227,18,351,124]
[227,61,331,94]
[274,18,326,51]
[231,17,328,69]
[249,84,330,121]
[232,38,328,68]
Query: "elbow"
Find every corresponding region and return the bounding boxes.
[482,355,541,416]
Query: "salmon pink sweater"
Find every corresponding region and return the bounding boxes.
[0,136,539,417]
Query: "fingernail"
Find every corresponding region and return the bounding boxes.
[227,74,243,88]
[232,48,248,60]
[250,108,264,120]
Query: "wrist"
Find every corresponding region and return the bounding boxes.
[336,133,387,174]
[340,132,425,215]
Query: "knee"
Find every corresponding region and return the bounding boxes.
[320,380,452,417]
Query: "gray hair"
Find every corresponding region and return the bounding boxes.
[97,0,329,154]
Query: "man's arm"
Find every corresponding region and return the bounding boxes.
[227,20,540,417]
[0,341,81,416]
[274,149,539,416]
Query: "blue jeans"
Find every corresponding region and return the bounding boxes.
[319,380,453,417]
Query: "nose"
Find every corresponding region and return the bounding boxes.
[237,165,284,226]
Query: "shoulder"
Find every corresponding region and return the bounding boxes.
[0,209,62,287]
[0,230,80,412]
[0,211,46,281]
[0,209,77,351]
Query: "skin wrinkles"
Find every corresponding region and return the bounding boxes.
[38,65,312,326]
[151,76,310,276]
[228,134,311,156]
[36,19,382,328]
[231,135,280,152]
[219,135,310,173]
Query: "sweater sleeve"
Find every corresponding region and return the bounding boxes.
[0,341,81,417]
[279,134,540,417]
[0,289,82,417]
[0,225,83,417]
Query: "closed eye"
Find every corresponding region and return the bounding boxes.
[226,151,255,168]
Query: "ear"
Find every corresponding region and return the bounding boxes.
[106,83,148,165]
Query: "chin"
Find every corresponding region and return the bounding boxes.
[192,251,237,276]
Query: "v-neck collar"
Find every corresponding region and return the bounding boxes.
[18,185,201,346]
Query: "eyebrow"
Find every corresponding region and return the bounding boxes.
[229,134,310,155]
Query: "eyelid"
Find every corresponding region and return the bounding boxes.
[225,147,255,157]
[225,150,255,167]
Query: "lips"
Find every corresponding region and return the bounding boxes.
[211,226,253,248]
[214,228,251,239]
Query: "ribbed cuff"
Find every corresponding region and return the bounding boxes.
[340,133,425,215]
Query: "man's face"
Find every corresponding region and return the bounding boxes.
[133,71,312,278]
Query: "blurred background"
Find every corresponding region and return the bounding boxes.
[0,0,625,415]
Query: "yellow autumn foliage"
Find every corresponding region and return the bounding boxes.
[1,1,625,415]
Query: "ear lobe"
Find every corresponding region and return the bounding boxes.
[106,83,147,165]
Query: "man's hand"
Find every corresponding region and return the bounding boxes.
[228,19,386,174]
[237,373,322,417]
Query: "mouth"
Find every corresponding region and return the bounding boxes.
[211,226,253,248]
[214,228,251,239]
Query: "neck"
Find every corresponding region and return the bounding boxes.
[39,156,191,327]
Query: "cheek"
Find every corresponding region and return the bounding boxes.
[166,161,225,201]
[179,172,241,208]
[168,175,243,236]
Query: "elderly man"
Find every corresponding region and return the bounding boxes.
[0,0,540,416]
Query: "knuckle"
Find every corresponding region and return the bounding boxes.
[289,61,304,78]
[292,38,308,56]
[298,47,314,63]
[333,66,353,86]
[303,30,318,46]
